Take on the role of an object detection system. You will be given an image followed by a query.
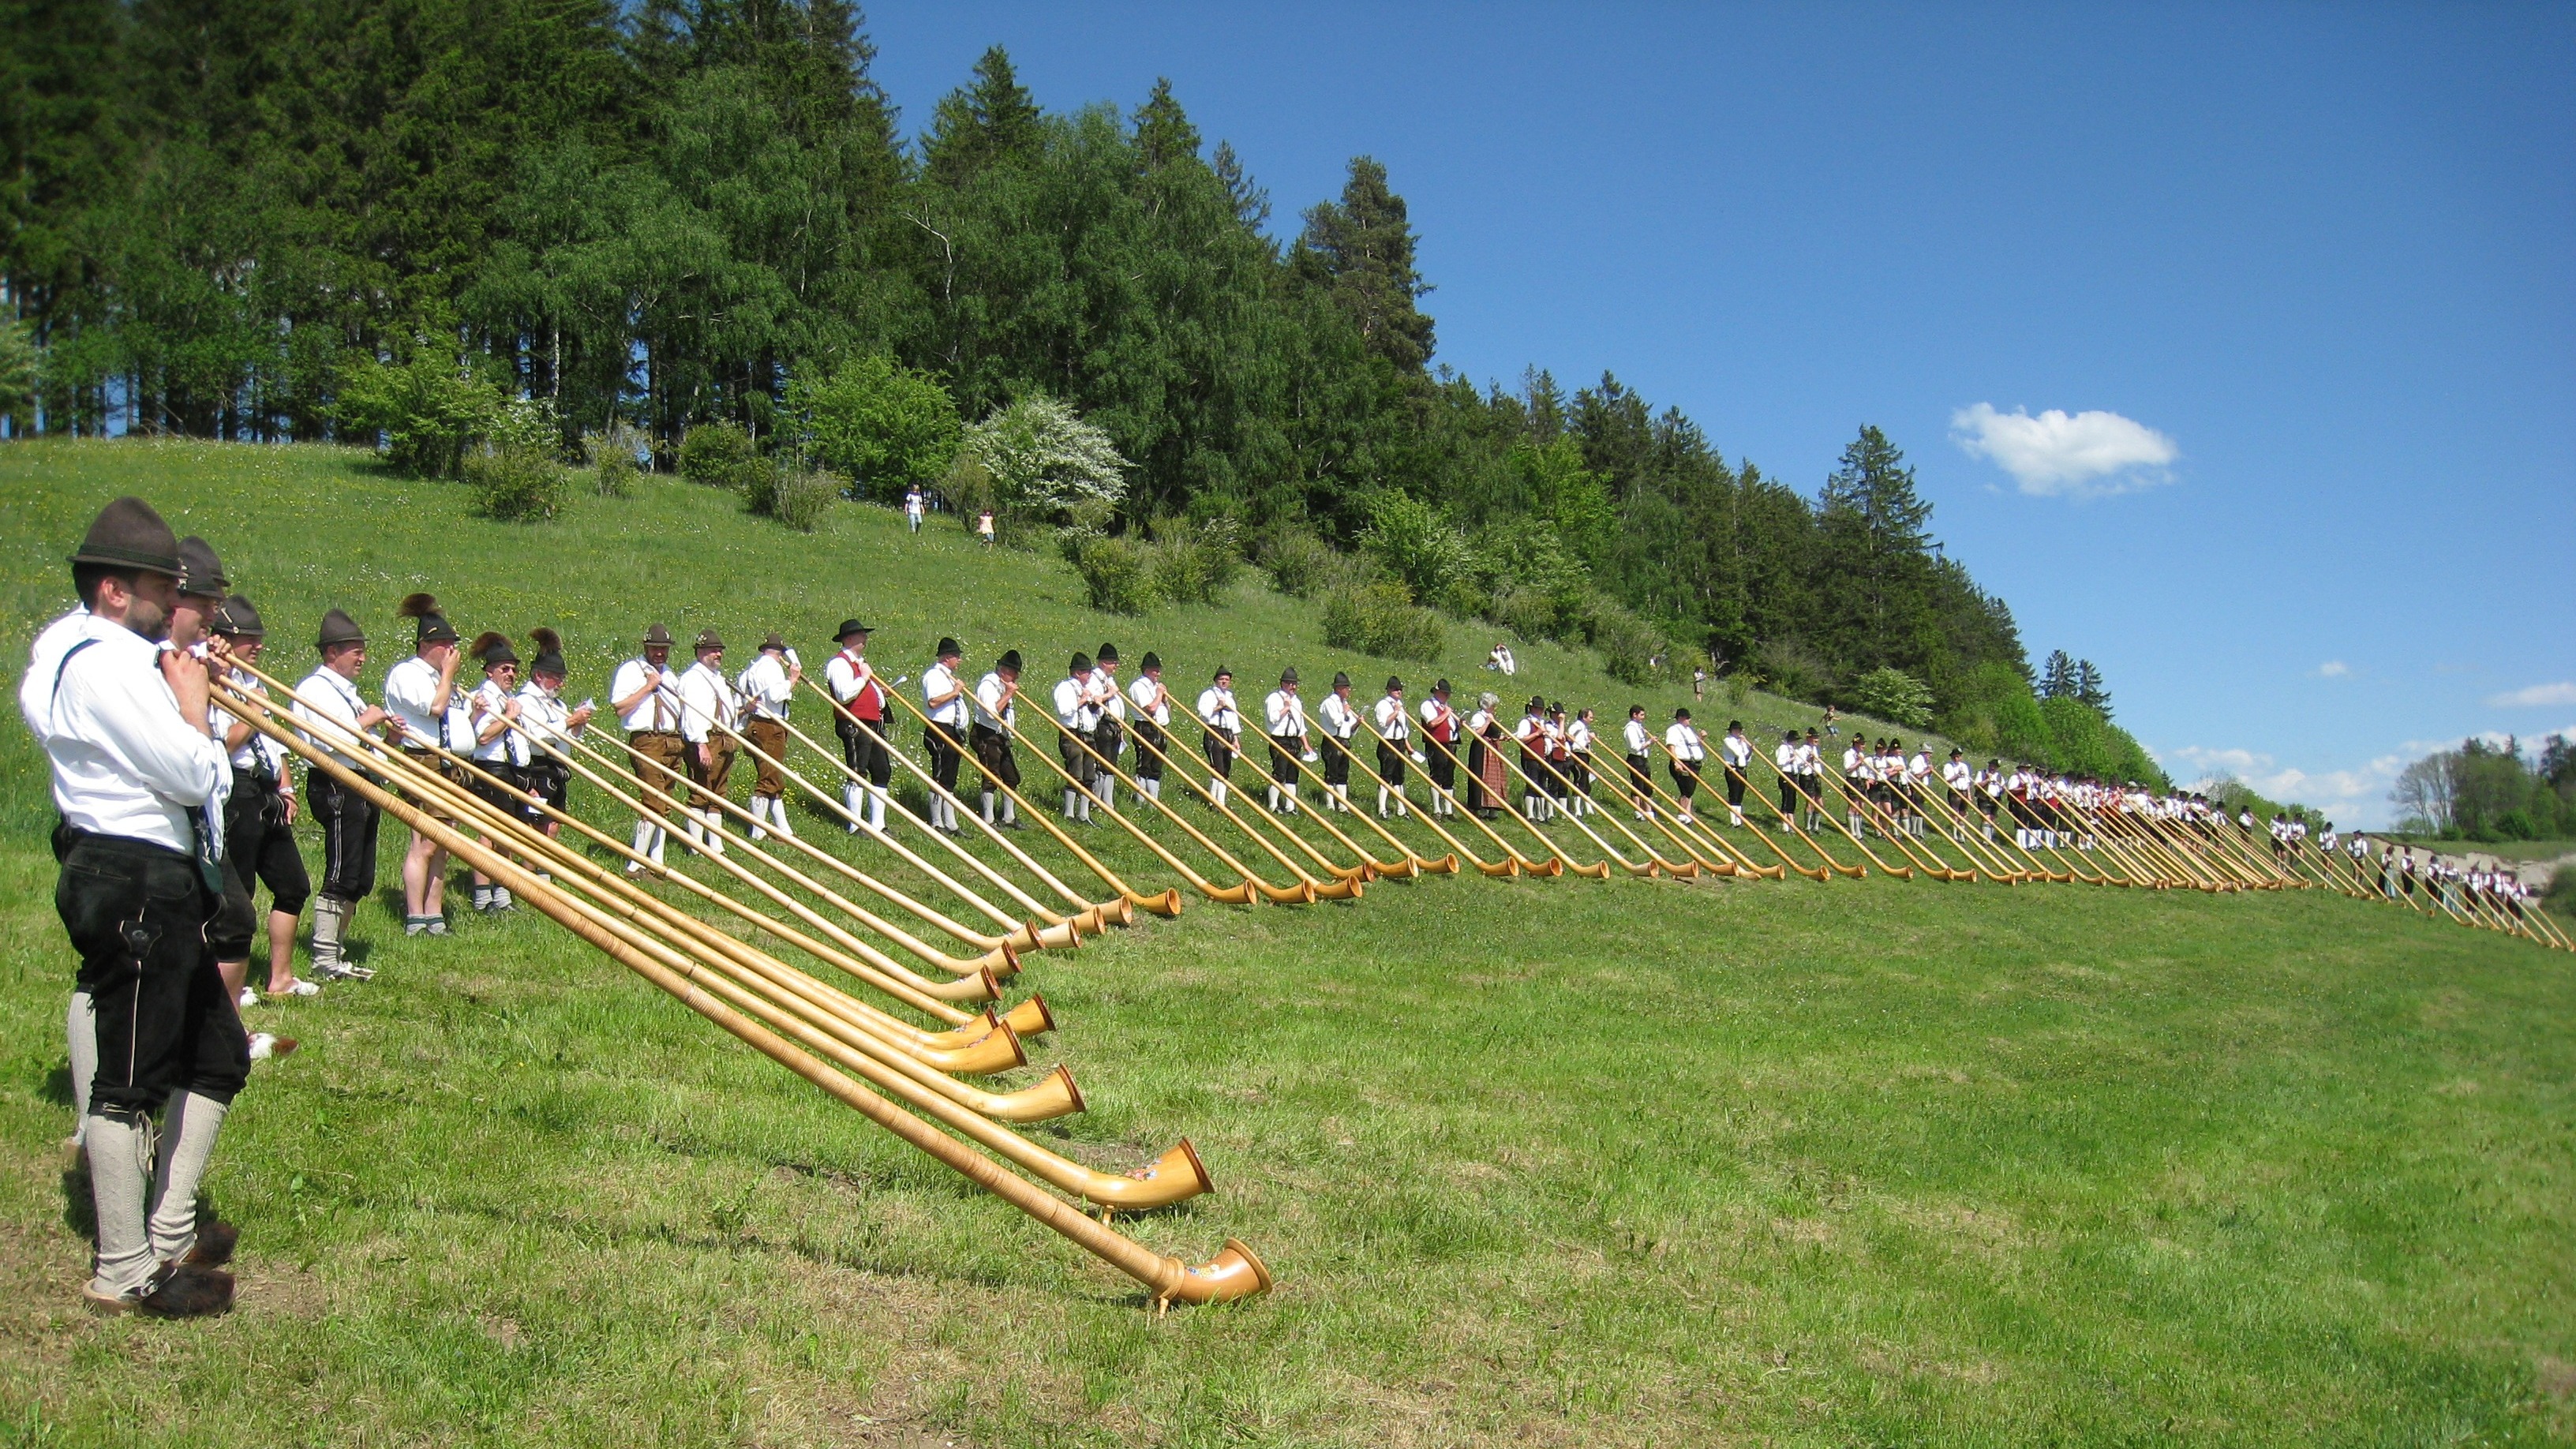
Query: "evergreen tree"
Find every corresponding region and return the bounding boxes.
[1133,77,1200,170]
[2040,650,2078,699]
[923,45,1042,185]
[1296,156,1436,372]
[1209,140,1270,231]
[2074,658,2111,717]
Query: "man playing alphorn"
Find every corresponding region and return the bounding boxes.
[1664,708,1706,826]
[736,632,799,840]
[609,623,685,869]
[384,594,468,934]
[1622,705,1657,819]
[1316,671,1361,812]
[920,637,970,835]
[823,620,892,833]
[511,629,592,845]
[1719,720,1753,828]
[1418,679,1461,818]
[675,630,741,854]
[291,609,387,978]
[208,597,317,1005]
[1264,667,1309,815]
[972,650,1024,828]
[1052,653,1103,823]
[1198,667,1241,811]
[460,633,524,912]
[1372,676,1413,818]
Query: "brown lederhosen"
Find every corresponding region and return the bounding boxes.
[630,729,687,819]
[743,716,789,799]
[684,733,738,810]
[399,745,462,824]
[972,723,1020,791]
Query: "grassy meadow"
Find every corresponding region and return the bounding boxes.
[1,440,2571,1447]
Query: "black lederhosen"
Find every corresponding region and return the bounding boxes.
[1671,757,1700,799]
[1268,734,1302,786]
[308,767,382,904]
[1517,743,1548,798]
[1321,732,1353,787]
[519,757,571,824]
[1377,739,1409,785]
[57,830,251,1114]
[1204,727,1238,780]
[925,720,965,795]
[465,755,523,822]
[1425,734,1457,791]
[1724,762,1747,807]
[1131,718,1167,781]
[1091,717,1125,781]
[212,767,311,959]
[1058,724,1097,787]
[837,711,891,788]
[1627,752,1653,796]
[1567,754,1591,796]
[971,723,1020,792]
[1778,769,1798,814]
[1802,772,1825,805]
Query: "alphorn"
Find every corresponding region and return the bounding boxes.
[225,685,1266,1301]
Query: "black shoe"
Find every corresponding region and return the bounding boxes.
[182,1219,238,1268]
[137,1261,234,1318]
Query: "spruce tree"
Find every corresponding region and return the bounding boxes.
[1133,77,1200,170]
[924,45,1042,185]
[1297,156,1436,372]
[2040,650,2078,700]
[1210,140,1270,230]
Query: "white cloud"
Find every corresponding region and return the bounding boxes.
[2485,680,2576,708]
[1950,402,2178,496]
[2316,661,2349,678]
[2153,743,2412,828]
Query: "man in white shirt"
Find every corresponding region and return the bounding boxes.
[822,620,891,832]
[674,630,739,854]
[383,593,466,934]
[1051,653,1103,822]
[1840,739,1870,838]
[1938,749,1971,839]
[30,497,241,1316]
[1718,721,1754,828]
[1663,709,1705,825]
[734,632,799,840]
[1370,676,1413,818]
[1263,667,1308,814]
[904,485,927,534]
[290,609,388,978]
[1567,707,1598,817]
[1127,652,1174,802]
[920,638,970,834]
[1316,672,1361,812]
[1087,643,1126,814]
[610,623,686,867]
[1621,706,1657,819]
[460,633,524,912]
[1197,667,1241,810]
[1771,731,1801,831]
[1417,680,1460,818]
[971,649,1024,827]
[207,597,317,1006]
[511,627,592,844]
[1511,697,1553,822]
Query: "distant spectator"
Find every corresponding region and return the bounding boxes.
[1485,642,1517,676]
[976,508,996,549]
[904,485,926,534]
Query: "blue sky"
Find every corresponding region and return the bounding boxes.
[867,2,2576,827]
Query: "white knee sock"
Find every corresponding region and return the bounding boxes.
[1211,779,1227,808]
[748,796,769,838]
[631,817,657,859]
[1267,785,1280,812]
[67,990,95,1144]
[86,1109,155,1297]
[1065,788,1080,818]
[771,800,792,837]
[148,1089,229,1263]
[870,788,888,831]
[649,826,667,866]
[1098,778,1116,813]
[982,791,996,823]
[1077,795,1092,822]
[1001,796,1017,825]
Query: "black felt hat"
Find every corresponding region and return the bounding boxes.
[1279,665,1299,685]
[530,627,567,677]
[1332,671,1351,690]
[1095,642,1120,665]
[642,623,675,647]
[997,649,1024,674]
[175,536,228,599]
[693,628,724,653]
[835,619,872,642]
[70,496,182,575]
[1070,652,1092,674]
[316,608,365,650]
[936,636,963,659]
[1140,651,1161,672]
[398,593,458,646]
[472,631,519,668]
[1386,676,1403,692]
[213,595,265,638]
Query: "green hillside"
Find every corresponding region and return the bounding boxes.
[3,441,2571,1447]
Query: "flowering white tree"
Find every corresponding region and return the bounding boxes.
[957,395,1128,521]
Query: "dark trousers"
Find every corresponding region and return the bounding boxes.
[1724,766,1747,807]
[1058,727,1097,787]
[1268,735,1302,786]
[57,831,250,1114]
[1132,720,1166,781]
[925,721,965,794]
[1376,741,1409,785]
[1670,759,1699,799]
[1780,777,1798,815]
[1321,734,1352,787]
[971,724,1020,792]
[1204,730,1237,780]
[1091,718,1125,781]
[1425,736,1457,791]
[212,771,310,959]
[837,714,891,788]
[1627,753,1653,796]
[309,769,381,903]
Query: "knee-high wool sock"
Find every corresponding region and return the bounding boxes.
[85,1109,155,1297]
[148,1089,229,1263]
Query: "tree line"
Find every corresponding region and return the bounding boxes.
[2392,736,2576,843]
[1,0,2157,778]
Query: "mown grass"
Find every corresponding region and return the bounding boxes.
[0,440,2570,1447]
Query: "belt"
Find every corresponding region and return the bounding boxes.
[630,728,681,738]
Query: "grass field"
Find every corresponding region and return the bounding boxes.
[2,440,2572,1447]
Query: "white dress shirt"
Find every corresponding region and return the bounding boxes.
[676,659,739,744]
[1623,718,1654,755]
[1128,675,1171,726]
[1372,695,1410,739]
[32,617,229,854]
[921,661,968,727]
[1665,721,1705,761]
[1198,686,1240,733]
[1052,676,1095,732]
[292,667,372,766]
[612,657,682,732]
[1264,689,1306,738]
[1567,718,1593,753]
[736,653,794,721]
[973,672,1017,731]
[511,680,574,768]
[208,667,289,777]
[1317,693,1359,739]
[824,650,886,717]
[1721,732,1752,769]
[466,676,516,762]
[383,654,462,750]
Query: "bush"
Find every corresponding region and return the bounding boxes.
[790,354,962,502]
[1848,666,1936,730]
[2545,869,2575,923]
[0,318,42,425]
[1322,580,1445,663]
[1061,532,1156,614]
[464,444,570,522]
[1491,587,1559,645]
[1260,526,1339,600]
[758,462,843,533]
[332,348,507,478]
[586,420,649,497]
[1147,517,1241,607]
[955,395,1128,522]
[1755,638,1843,706]
[1584,597,1669,687]
[1361,491,1473,602]
[680,421,761,491]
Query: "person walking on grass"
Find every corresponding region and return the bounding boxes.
[904,485,927,534]
[976,508,996,549]
[26,497,245,1317]
[208,597,319,1009]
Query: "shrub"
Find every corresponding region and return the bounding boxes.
[333,348,507,478]
[1323,580,1445,663]
[2545,868,2575,923]
[1584,597,1669,687]
[1491,587,1558,645]
[1361,491,1473,602]
[586,420,649,497]
[1848,666,1936,730]
[790,354,962,501]
[680,421,761,491]
[1259,526,1339,600]
[0,318,41,425]
[955,395,1128,522]
[1755,638,1843,706]
[1061,532,1156,615]
[759,462,843,534]
[1147,517,1242,607]
[464,444,569,522]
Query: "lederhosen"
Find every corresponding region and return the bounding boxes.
[1777,758,1799,816]
[1422,708,1457,792]
[1090,702,1125,786]
[1626,746,1653,797]
[835,670,892,789]
[1376,713,1409,787]
[683,724,737,809]
[1320,716,1353,788]
[743,714,790,799]
[1203,708,1238,781]
[1567,740,1592,798]
[1724,747,1748,807]
[1671,750,1701,800]
[1132,705,1167,782]
[1268,732,1301,787]
[1547,737,1575,799]
[972,719,1020,792]
[1058,715,1098,788]
[212,753,309,960]
[1516,726,1550,800]
[924,706,966,797]
[625,668,688,820]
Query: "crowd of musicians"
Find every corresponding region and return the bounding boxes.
[24,495,2559,1316]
